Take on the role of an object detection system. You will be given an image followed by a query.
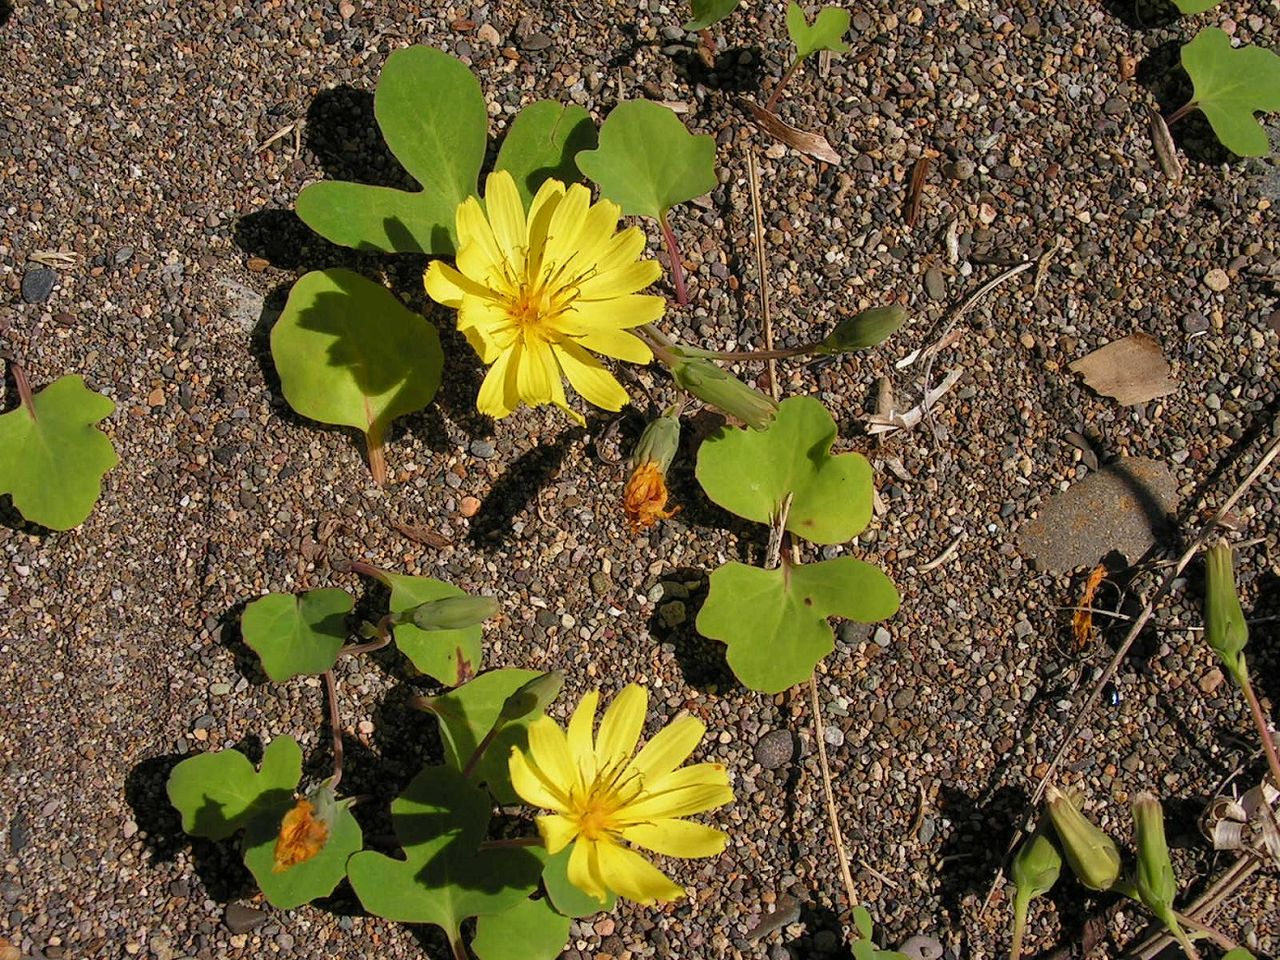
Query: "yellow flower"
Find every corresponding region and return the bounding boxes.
[508,684,733,905]
[624,460,679,532]
[424,171,664,423]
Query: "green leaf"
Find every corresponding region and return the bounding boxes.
[1171,0,1221,13]
[241,589,354,681]
[542,843,617,917]
[1222,950,1257,960]
[415,669,546,803]
[1181,28,1280,157]
[166,736,302,841]
[494,101,597,207]
[347,765,544,937]
[787,2,851,61]
[684,0,740,31]
[243,798,364,909]
[472,896,572,960]
[270,269,443,480]
[296,46,487,253]
[696,557,899,693]
[0,374,117,530]
[383,571,485,685]
[696,396,873,545]
[576,100,718,221]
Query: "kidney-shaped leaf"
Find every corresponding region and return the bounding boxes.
[243,797,364,909]
[271,269,443,482]
[1171,0,1221,11]
[383,571,485,685]
[494,101,597,206]
[296,46,487,253]
[684,0,740,30]
[347,765,544,937]
[576,100,717,221]
[415,669,545,803]
[696,395,873,545]
[241,588,354,681]
[166,736,302,841]
[542,843,617,917]
[0,374,117,531]
[472,895,572,960]
[1181,28,1280,157]
[696,557,899,693]
[787,1,851,61]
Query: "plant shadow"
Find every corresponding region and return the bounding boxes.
[1136,40,1233,167]
[467,431,579,548]
[935,784,1028,925]
[1099,0,1180,30]
[647,564,742,694]
[669,44,765,94]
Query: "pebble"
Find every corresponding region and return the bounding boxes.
[224,903,267,934]
[1198,668,1224,694]
[20,267,55,303]
[520,32,552,50]
[113,245,134,264]
[899,935,944,960]
[823,725,845,747]
[923,267,946,301]
[470,440,496,459]
[460,496,481,517]
[1204,268,1230,292]
[1182,311,1210,334]
[872,626,891,647]
[754,729,796,770]
[659,600,686,627]
[946,158,975,180]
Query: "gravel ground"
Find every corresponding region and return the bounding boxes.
[2,1,1279,959]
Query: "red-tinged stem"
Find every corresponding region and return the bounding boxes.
[12,361,35,419]
[765,57,803,111]
[340,613,394,657]
[658,211,689,307]
[1165,102,1198,126]
[462,722,505,779]
[323,669,344,789]
[365,424,388,486]
[1241,671,1280,789]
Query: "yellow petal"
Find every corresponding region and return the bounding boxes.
[455,197,506,284]
[552,341,629,412]
[476,345,519,419]
[593,840,685,905]
[620,819,727,859]
[424,260,491,308]
[526,715,582,796]
[567,691,600,786]
[457,297,515,363]
[557,294,665,332]
[508,746,571,813]
[591,227,649,277]
[560,197,622,280]
[483,171,527,270]
[621,763,733,822]
[577,260,663,300]
[525,178,566,277]
[628,714,705,782]
[571,329,653,365]
[567,838,611,904]
[596,684,647,773]
[536,813,580,855]
[542,182,592,269]
[516,335,560,408]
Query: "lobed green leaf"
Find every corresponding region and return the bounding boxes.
[0,374,117,530]
[684,0,740,31]
[542,843,617,917]
[241,588,354,682]
[472,895,572,960]
[494,101,597,206]
[383,571,485,685]
[786,2,851,62]
[244,799,364,909]
[1181,28,1280,157]
[166,736,302,841]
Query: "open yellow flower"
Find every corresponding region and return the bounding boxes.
[509,684,733,905]
[424,171,664,423]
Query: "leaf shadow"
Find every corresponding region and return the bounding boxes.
[1136,40,1234,167]
[934,784,1028,926]
[217,598,271,687]
[467,431,579,548]
[669,44,766,94]
[647,564,743,694]
[1098,0,1180,31]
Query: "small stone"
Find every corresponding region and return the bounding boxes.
[122,819,138,839]
[20,267,55,303]
[594,917,616,937]
[338,0,354,18]
[947,158,975,180]
[658,600,686,627]
[460,496,481,517]
[590,571,612,595]
[0,939,19,960]
[470,440,496,459]
[210,682,231,696]
[114,246,135,264]
[148,387,165,407]
[1199,668,1224,694]
[754,729,795,770]
[872,626,891,647]
[1121,751,1141,773]
[1204,268,1230,292]
[1182,312,1210,334]
[357,719,374,734]
[476,23,501,45]
[892,688,915,709]
[822,725,844,747]
[923,267,946,301]
[899,935,944,960]
[520,32,552,50]
[224,903,267,935]
[246,257,270,273]
[1102,97,1126,117]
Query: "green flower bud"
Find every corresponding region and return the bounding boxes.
[1132,792,1200,958]
[1044,785,1122,892]
[407,594,499,631]
[631,405,682,473]
[498,670,565,724]
[669,355,777,430]
[1010,819,1062,960]
[1204,541,1249,686]
[815,306,907,354]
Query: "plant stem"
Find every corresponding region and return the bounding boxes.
[658,211,689,306]
[1172,910,1238,952]
[340,613,394,657]
[1240,671,1280,788]
[1009,890,1029,960]
[365,424,388,486]
[685,344,814,362]
[449,931,471,960]
[462,721,506,779]
[634,324,681,368]
[323,669,344,789]
[1165,101,1199,126]
[11,361,36,419]
[764,57,803,111]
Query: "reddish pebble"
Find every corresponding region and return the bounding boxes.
[460,496,481,517]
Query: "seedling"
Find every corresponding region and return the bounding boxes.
[1167,27,1280,158]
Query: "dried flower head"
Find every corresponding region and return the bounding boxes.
[273,797,329,872]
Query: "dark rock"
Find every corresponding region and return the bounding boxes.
[520,32,552,50]
[20,268,55,303]
[924,267,946,301]
[754,729,795,771]
[224,903,267,934]
[1182,311,1210,334]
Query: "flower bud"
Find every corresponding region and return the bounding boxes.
[1131,792,1177,914]
[815,306,906,354]
[631,405,682,474]
[669,355,777,430]
[1009,819,1062,960]
[408,594,499,631]
[1044,785,1122,892]
[1204,541,1249,686]
[499,670,565,724]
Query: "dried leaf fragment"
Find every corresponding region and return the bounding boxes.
[1072,563,1106,649]
[744,100,841,164]
[1069,332,1178,406]
[1146,106,1183,184]
[905,157,930,228]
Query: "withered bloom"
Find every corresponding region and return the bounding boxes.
[624,407,682,533]
[273,797,329,872]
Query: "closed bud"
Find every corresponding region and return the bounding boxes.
[1009,819,1062,960]
[631,405,682,474]
[1204,541,1249,686]
[669,355,777,430]
[498,670,565,724]
[1044,785,1122,892]
[409,594,499,631]
[815,306,906,354]
[1132,792,1177,914]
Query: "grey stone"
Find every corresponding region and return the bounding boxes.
[924,267,946,301]
[20,268,55,303]
[224,903,267,934]
[1182,311,1210,334]
[754,729,795,770]
[520,32,552,50]
[899,935,944,960]
[469,440,496,459]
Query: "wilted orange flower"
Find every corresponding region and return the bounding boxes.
[1072,564,1106,650]
[273,798,329,872]
[624,461,679,532]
